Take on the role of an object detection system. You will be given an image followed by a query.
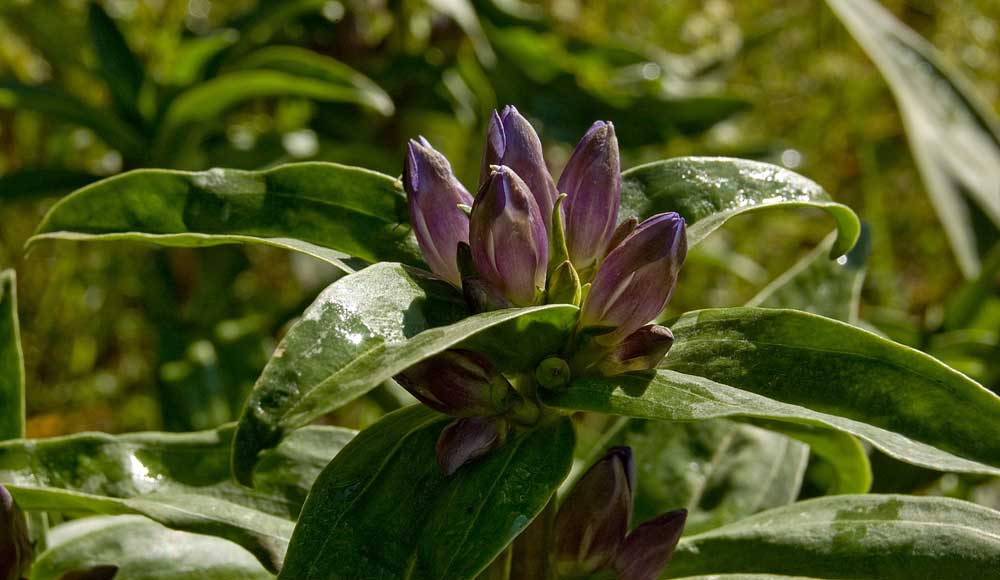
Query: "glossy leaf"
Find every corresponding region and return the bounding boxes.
[746,227,870,323]
[29,162,420,269]
[667,495,1000,578]
[88,2,145,119]
[31,515,272,580]
[623,419,808,535]
[620,158,860,257]
[825,0,1000,276]
[233,263,578,483]
[0,423,354,519]
[278,405,576,580]
[0,270,24,441]
[1,425,353,570]
[0,82,145,158]
[663,308,1000,473]
[543,366,1000,478]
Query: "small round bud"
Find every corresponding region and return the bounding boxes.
[536,357,571,390]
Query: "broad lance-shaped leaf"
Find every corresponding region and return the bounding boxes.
[279,405,574,580]
[29,162,419,270]
[0,270,24,441]
[663,308,1000,473]
[0,424,353,571]
[620,157,860,258]
[233,263,577,483]
[621,419,808,536]
[31,515,272,580]
[8,486,291,572]
[746,227,870,323]
[825,0,1000,277]
[543,369,1000,479]
[88,2,145,120]
[0,423,353,519]
[666,495,1000,578]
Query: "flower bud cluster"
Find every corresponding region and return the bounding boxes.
[554,448,687,580]
[399,107,687,474]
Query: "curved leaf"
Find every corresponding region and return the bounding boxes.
[543,367,1000,477]
[0,270,24,441]
[233,46,394,116]
[31,515,272,580]
[746,227,870,323]
[8,486,291,572]
[29,162,420,269]
[620,158,860,257]
[623,419,808,535]
[0,424,354,519]
[825,0,1000,276]
[278,405,575,580]
[1,425,353,571]
[233,263,577,483]
[667,495,1000,578]
[663,308,1000,472]
[0,82,145,158]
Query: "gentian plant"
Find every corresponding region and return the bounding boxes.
[2,105,1000,579]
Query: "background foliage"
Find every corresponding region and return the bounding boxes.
[1,0,999,514]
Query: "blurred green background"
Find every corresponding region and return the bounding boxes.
[0,0,997,443]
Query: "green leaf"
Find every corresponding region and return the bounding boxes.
[1,424,353,571]
[825,0,1000,276]
[543,365,1000,478]
[0,423,353,519]
[165,31,240,86]
[0,82,146,158]
[278,405,575,580]
[0,270,24,441]
[667,495,1000,578]
[623,419,808,535]
[746,227,870,323]
[88,2,145,120]
[663,308,1000,473]
[675,576,824,580]
[31,515,272,580]
[426,0,496,66]
[8,486,291,572]
[29,162,421,269]
[233,46,394,116]
[233,263,577,483]
[620,158,860,257]
[747,420,871,495]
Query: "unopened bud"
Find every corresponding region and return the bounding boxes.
[614,509,688,580]
[436,417,506,476]
[546,260,581,306]
[596,324,674,375]
[535,357,571,390]
[396,350,516,417]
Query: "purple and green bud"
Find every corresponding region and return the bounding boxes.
[404,137,475,287]
[481,106,558,226]
[604,216,638,260]
[470,166,549,307]
[1,484,31,580]
[597,324,675,375]
[436,417,506,476]
[614,509,688,580]
[395,350,516,417]
[559,121,621,275]
[580,212,687,345]
[554,447,635,577]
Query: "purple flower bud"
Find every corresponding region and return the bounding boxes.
[404,137,475,287]
[481,106,558,225]
[436,417,505,475]
[554,447,635,577]
[396,350,516,417]
[604,216,638,259]
[559,121,621,273]
[580,212,687,345]
[597,324,675,375]
[1,485,32,580]
[470,166,549,306]
[614,509,688,580]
